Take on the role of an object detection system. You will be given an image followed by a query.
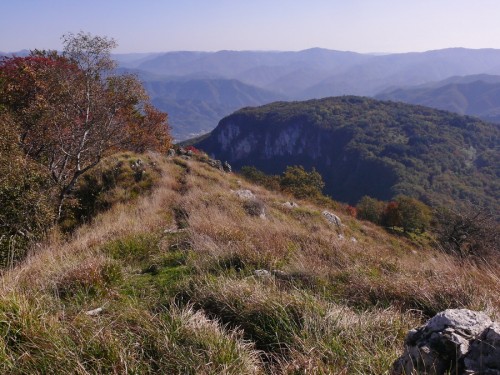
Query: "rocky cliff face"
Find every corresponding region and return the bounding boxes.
[215,120,326,161]
[199,111,398,203]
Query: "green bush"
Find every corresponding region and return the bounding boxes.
[394,195,432,233]
[356,196,385,224]
[240,166,280,191]
[0,112,54,267]
[280,165,325,199]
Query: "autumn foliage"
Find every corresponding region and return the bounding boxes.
[0,33,171,217]
[356,195,432,234]
[0,32,172,264]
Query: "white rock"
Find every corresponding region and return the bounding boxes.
[426,309,492,337]
[322,210,342,227]
[392,309,498,375]
[85,307,104,316]
[233,189,255,200]
[282,201,299,209]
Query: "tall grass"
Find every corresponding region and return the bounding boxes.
[0,153,497,373]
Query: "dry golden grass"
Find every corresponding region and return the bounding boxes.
[0,153,498,374]
[182,161,499,316]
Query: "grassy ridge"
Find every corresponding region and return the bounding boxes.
[0,154,497,374]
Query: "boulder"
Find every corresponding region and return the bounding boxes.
[233,189,256,200]
[243,199,265,218]
[392,309,499,375]
[323,210,342,227]
[167,148,176,157]
[465,322,500,374]
[207,159,223,171]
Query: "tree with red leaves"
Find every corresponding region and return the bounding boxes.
[0,32,171,218]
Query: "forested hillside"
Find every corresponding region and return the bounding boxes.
[197,96,499,213]
[143,78,284,140]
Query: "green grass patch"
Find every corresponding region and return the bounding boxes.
[103,233,160,265]
[121,260,191,302]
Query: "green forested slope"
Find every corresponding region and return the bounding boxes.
[197,96,499,212]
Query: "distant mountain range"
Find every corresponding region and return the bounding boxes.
[113,48,500,139]
[116,48,500,98]
[6,48,500,139]
[195,97,499,212]
[375,74,500,123]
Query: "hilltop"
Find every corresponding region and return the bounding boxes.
[0,153,498,373]
[196,96,500,212]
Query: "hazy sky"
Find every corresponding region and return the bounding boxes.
[2,0,500,53]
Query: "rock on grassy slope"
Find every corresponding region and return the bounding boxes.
[0,153,498,374]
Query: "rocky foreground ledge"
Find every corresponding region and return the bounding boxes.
[392,309,499,375]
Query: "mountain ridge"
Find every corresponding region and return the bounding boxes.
[113,47,500,138]
[376,76,500,123]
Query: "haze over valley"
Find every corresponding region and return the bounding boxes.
[107,48,500,140]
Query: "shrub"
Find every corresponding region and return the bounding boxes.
[240,166,281,191]
[243,199,265,217]
[395,195,432,233]
[433,204,499,259]
[356,196,385,224]
[280,165,325,199]
[59,153,160,231]
[345,205,357,217]
[0,112,54,267]
[382,201,402,229]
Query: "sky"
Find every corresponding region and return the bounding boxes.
[1,0,500,54]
